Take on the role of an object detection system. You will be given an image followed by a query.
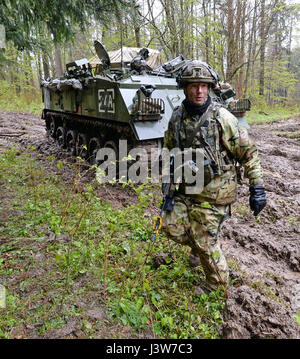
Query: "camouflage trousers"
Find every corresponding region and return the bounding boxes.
[162,196,230,290]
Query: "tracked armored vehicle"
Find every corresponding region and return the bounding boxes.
[41,41,250,164]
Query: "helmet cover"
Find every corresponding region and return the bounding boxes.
[177,60,219,88]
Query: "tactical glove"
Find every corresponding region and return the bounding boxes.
[249,185,267,216]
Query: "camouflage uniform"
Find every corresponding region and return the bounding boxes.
[163,101,264,290]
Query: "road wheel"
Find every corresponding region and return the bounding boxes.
[66,130,77,156]
[48,117,57,138]
[76,133,89,160]
[88,137,103,165]
[56,127,65,148]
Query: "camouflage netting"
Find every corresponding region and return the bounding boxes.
[41,78,83,92]
[89,47,163,70]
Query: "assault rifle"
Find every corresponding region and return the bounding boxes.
[150,155,176,242]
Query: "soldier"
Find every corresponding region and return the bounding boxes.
[162,60,267,294]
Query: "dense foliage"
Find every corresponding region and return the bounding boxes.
[0,146,226,339]
[1,0,300,109]
[0,0,127,49]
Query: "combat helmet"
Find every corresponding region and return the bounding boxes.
[177,60,220,89]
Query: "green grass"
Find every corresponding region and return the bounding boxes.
[246,105,300,125]
[0,146,226,339]
[271,130,300,139]
[0,87,43,116]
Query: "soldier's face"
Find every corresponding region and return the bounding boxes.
[185,82,209,106]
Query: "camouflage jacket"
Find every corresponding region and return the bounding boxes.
[163,101,264,205]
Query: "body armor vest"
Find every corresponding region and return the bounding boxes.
[171,103,234,186]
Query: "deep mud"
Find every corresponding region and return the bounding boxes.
[0,109,300,338]
[222,118,300,338]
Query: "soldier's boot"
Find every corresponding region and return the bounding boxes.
[188,249,201,268]
[193,249,229,293]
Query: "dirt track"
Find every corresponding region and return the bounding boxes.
[222,117,300,338]
[0,109,300,338]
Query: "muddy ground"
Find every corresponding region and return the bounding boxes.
[0,109,300,339]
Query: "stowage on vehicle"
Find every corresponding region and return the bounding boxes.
[41,41,250,164]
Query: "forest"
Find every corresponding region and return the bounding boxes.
[0,0,300,114]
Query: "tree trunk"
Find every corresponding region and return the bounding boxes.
[250,0,258,91]
[213,0,216,57]
[179,0,185,56]
[55,45,63,78]
[202,0,210,63]
[131,0,141,47]
[36,49,43,83]
[244,0,257,96]
[42,50,50,80]
[49,49,56,79]
[259,0,265,96]
[226,0,235,81]
[236,0,246,97]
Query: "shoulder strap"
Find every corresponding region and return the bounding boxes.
[170,105,183,149]
[185,104,215,148]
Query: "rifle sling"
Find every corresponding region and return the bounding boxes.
[184,107,214,148]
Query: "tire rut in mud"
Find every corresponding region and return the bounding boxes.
[221,118,300,338]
